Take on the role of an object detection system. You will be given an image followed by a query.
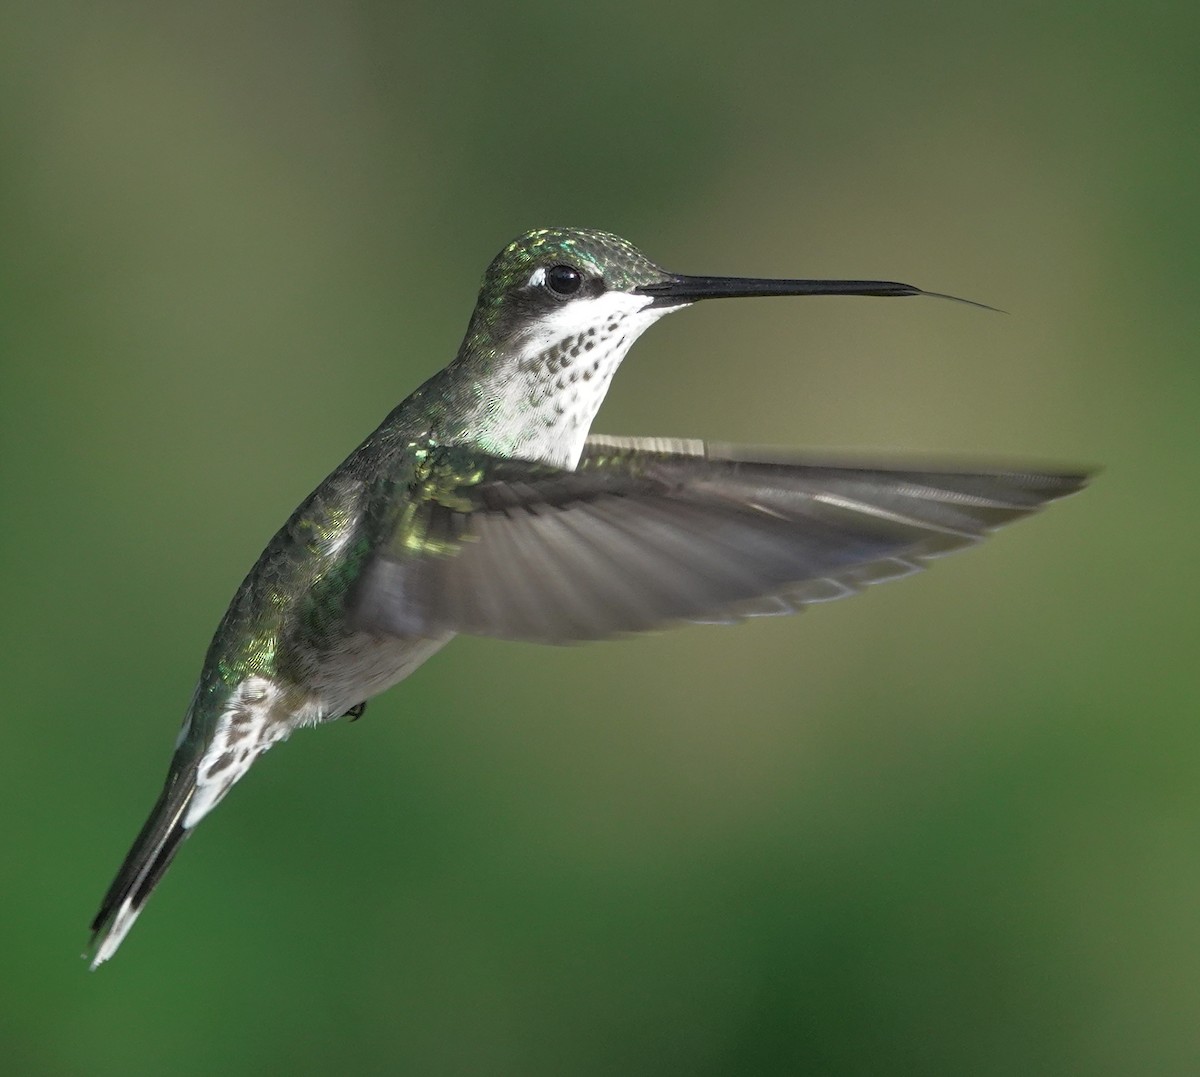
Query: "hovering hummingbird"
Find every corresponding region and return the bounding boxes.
[87,227,1086,967]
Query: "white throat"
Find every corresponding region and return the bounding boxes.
[464,291,680,470]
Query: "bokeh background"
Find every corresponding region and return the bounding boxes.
[2,3,1196,1074]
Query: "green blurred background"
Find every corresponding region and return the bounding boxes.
[2,3,1196,1074]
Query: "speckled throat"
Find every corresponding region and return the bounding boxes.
[444,289,673,469]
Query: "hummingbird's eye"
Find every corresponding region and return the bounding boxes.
[545,264,584,297]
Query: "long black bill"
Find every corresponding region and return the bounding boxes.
[636,274,1001,312]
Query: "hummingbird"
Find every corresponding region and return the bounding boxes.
[87,227,1086,968]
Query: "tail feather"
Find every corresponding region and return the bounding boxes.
[88,675,293,967]
[87,768,196,969]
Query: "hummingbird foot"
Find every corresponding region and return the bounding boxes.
[343,702,367,722]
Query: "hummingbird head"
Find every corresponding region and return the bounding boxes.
[441,228,686,467]
[439,227,984,468]
[463,227,681,363]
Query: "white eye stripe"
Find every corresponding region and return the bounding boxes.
[518,291,658,353]
[528,267,546,288]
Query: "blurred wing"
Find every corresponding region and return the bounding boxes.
[350,435,1087,644]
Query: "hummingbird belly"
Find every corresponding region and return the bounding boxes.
[300,630,454,720]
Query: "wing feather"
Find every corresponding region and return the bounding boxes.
[349,437,1088,643]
